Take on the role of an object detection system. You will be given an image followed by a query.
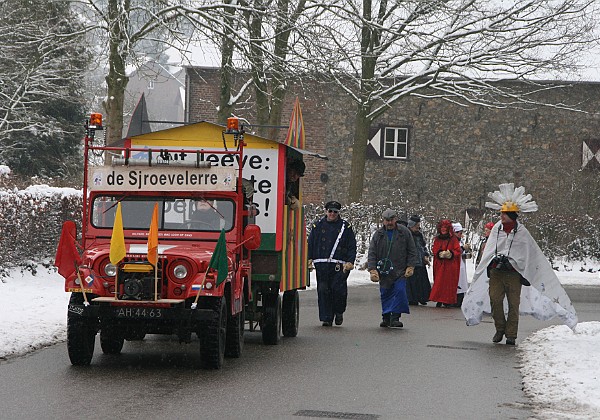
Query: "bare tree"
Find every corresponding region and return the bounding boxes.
[71,0,265,144]
[206,0,311,138]
[0,0,87,177]
[300,0,600,202]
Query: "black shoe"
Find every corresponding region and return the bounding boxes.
[322,321,332,327]
[419,301,428,306]
[380,313,391,328]
[409,301,418,306]
[436,302,443,308]
[492,331,504,343]
[506,337,516,345]
[389,313,403,328]
[334,313,343,326]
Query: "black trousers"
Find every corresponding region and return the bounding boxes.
[315,263,348,322]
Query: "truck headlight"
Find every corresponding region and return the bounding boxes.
[173,264,188,279]
[104,263,117,277]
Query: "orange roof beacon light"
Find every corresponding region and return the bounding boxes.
[89,113,103,129]
[226,117,239,134]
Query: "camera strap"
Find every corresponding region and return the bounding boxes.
[494,222,518,259]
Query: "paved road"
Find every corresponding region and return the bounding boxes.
[0,284,598,420]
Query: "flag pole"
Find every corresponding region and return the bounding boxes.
[75,263,89,306]
[191,269,210,309]
[154,264,158,301]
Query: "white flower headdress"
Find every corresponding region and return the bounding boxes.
[485,183,538,213]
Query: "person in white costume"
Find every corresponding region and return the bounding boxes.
[452,222,470,307]
[461,183,578,345]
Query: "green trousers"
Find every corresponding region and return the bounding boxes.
[489,269,522,339]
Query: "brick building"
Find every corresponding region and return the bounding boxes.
[185,66,600,219]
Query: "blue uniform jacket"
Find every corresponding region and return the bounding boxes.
[308,217,357,264]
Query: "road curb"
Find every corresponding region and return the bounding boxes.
[564,285,600,303]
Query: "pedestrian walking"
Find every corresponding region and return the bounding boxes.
[453,222,470,307]
[462,183,578,345]
[475,221,495,266]
[368,209,419,328]
[429,219,462,307]
[407,215,432,306]
[308,201,357,327]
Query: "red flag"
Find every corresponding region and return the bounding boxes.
[55,221,82,279]
[147,203,159,265]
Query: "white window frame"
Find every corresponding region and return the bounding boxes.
[383,127,409,159]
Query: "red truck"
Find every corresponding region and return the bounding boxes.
[55,113,309,369]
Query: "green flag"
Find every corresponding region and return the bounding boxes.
[209,229,228,286]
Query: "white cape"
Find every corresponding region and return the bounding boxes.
[461,221,578,330]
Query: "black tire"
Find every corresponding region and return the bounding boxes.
[125,329,146,341]
[199,297,227,369]
[100,325,124,354]
[282,290,299,337]
[262,293,281,345]
[225,296,244,358]
[66,293,96,366]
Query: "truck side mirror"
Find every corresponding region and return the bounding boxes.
[243,224,261,250]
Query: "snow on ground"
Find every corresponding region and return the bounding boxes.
[1,260,599,418]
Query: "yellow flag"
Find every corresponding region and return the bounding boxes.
[147,203,159,265]
[109,202,126,264]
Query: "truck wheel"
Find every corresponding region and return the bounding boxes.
[199,297,227,369]
[282,290,299,337]
[262,293,281,345]
[67,294,96,366]
[125,330,146,341]
[225,296,244,358]
[100,325,124,354]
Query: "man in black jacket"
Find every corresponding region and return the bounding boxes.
[368,209,419,328]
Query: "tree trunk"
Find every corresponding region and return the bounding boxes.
[103,0,129,145]
[348,105,371,202]
[217,2,235,125]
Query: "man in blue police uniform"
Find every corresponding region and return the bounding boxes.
[308,201,357,327]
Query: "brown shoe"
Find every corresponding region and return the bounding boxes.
[492,331,504,343]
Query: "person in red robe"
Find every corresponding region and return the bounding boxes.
[429,219,462,307]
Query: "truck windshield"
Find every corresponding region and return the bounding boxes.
[91,196,234,232]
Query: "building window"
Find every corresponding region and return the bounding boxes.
[383,127,408,159]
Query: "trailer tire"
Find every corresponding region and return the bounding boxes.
[282,290,299,337]
[100,325,124,354]
[262,293,281,345]
[67,293,96,366]
[199,297,227,369]
[225,296,244,358]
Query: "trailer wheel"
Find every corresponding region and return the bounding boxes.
[282,290,299,337]
[225,296,244,358]
[67,293,96,366]
[199,297,227,369]
[262,293,281,345]
[100,325,124,354]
